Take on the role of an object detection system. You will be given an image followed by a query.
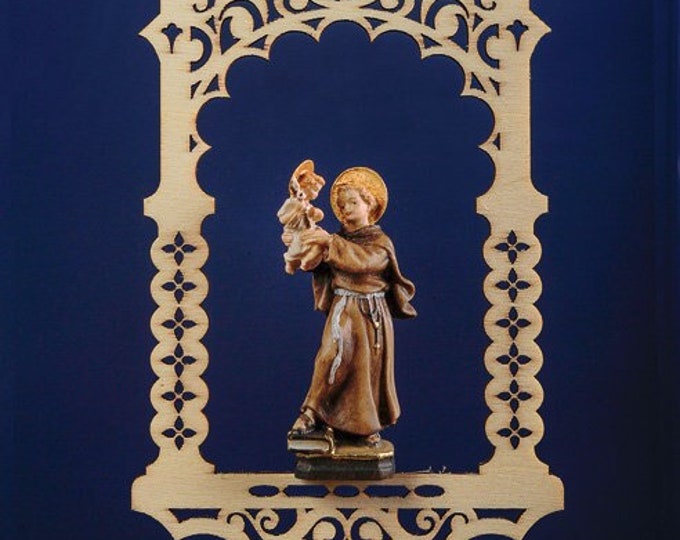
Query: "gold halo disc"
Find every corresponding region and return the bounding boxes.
[330,167,388,224]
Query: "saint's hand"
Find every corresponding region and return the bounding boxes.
[300,227,330,248]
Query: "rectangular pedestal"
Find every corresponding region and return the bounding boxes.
[295,453,395,480]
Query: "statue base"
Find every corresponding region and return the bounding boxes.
[289,430,395,480]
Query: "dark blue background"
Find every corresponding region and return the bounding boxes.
[6,1,678,539]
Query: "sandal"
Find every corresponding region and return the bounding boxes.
[365,432,381,446]
[290,410,316,436]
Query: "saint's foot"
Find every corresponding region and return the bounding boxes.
[365,432,381,446]
[289,410,316,436]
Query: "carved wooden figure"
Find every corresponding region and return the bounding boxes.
[277,159,327,274]
[286,167,416,480]
[133,1,564,538]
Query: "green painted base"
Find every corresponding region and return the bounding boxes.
[293,439,395,480]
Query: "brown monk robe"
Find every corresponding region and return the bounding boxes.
[301,225,416,437]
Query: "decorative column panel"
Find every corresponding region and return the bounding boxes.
[474,0,550,472]
[142,0,216,474]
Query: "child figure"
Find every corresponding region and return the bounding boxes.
[277,159,326,274]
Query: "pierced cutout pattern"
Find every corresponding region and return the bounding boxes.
[149,230,208,459]
[486,229,541,452]
[161,344,198,378]
[507,19,529,50]
[161,23,183,53]
[161,270,197,304]
[162,416,198,450]
[161,233,197,266]
[162,308,198,340]
[495,268,531,302]
[495,230,530,264]
[497,343,532,377]
[161,379,197,413]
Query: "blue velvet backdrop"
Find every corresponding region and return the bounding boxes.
[6,1,678,539]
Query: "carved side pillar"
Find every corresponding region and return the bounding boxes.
[142,0,215,474]
[475,0,550,472]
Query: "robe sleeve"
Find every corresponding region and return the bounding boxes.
[324,234,389,273]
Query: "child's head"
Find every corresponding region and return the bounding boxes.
[290,159,325,201]
[298,172,324,200]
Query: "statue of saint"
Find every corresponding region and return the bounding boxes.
[281,164,416,478]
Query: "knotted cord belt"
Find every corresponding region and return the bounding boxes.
[328,288,386,384]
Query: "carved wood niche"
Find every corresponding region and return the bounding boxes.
[132,1,564,538]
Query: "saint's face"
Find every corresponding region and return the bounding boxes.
[337,188,370,230]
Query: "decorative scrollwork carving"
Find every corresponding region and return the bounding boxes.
[217,506,472,539]
[475,0,496,11]
[194,0,217,13]
[175,0,517,107]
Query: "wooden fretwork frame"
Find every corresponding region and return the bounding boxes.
[132,1,564,538]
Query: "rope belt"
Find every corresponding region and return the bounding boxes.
[328,288,386,384]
